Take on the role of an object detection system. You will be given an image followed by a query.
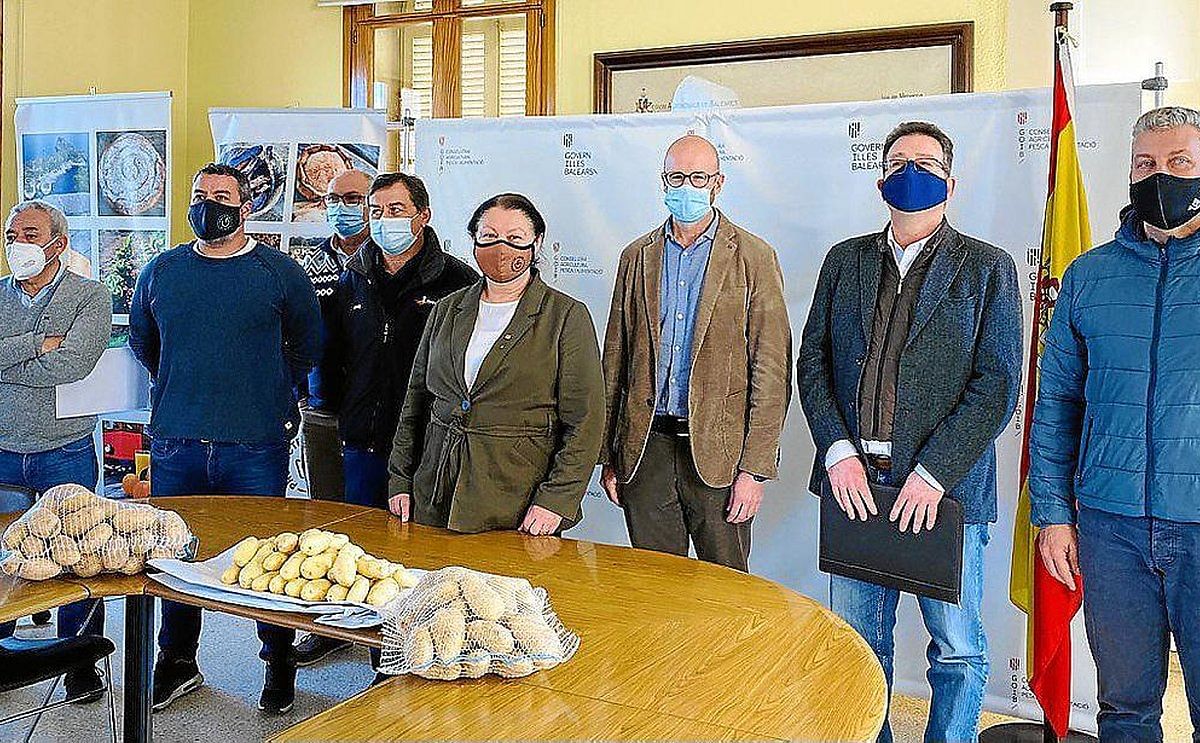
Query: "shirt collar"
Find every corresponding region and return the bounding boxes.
[192,236,258,259]
[665,210,720,250]
[886,224,934,257]
[14,258,68,306]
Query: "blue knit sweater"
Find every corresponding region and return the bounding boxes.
[129,241,322,444]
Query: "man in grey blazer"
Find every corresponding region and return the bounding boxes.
[797,122,1023,743]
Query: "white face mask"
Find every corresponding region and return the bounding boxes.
[5,240,50,281]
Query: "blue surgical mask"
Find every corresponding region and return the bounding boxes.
[370,217,417,255]
[664,185,713,224]
[326,202,367,239]
[880,161,949,213]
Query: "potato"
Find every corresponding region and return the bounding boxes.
[339,544,365,562]
[157,511,190,546]
[62,506,104,538]
[326,584,349,603]
[461,655,490,679]
[112,507,157,533]
[119,555,146,575]
[329,551,359,588]
[220,564,241,585]
[231,537,260,566]
[461,574,505,621]
[128,529,156,556]
[284,578,308,598]
[74,553,103,578]
[298,530,330,556]
[300,553,334,580]
[274,532,299,555]
[27,508,62,539]
[495,657,535,678]
[465,620,515,655]
[251,571,277,592]
[250,544,276,568]
[262,551,287,572]
[59,491,101,513]
[505,615,562,657]
[1,554,21,576]
[429,577,462,606]
[346,575,371,604]
[407,626,435,667]
[19,535,47,559]
[147,546,178,560]
[2,523,27,551]
[49,535,82,567]
[429,604,467,663]
[267,574,288,594]
[101,536,131,571]
[356,556,384,579]
[238,561,265,588]
[366,577,401,608]
[327,533,350,551]
[18,557,62,581]
[279,552,305,581]
[79,522,114,553]
[396,569,420,590]
[300,578,333,601]
[420,662,462,681]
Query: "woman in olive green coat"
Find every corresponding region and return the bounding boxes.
[386,193,605,535]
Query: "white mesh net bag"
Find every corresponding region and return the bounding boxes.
[0,484,197,581]
[378,566,579,680]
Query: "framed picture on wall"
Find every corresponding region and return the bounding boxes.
[594,22,974,114]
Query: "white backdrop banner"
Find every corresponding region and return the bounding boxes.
[14,91,171,417]
[414,84,1142,732]
[208,107,388,498]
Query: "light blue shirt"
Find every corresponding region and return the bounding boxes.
[656,210,718,417]
[3,259,67,309]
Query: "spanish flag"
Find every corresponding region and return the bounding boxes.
[1009,27,1090,740]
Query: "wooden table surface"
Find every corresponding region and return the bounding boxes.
[0,496,887,742]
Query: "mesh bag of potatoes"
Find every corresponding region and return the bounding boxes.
[378,566,580,681]
[0,483,196,581]
[220,529,419,607]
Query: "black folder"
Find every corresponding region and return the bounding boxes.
[819,480,964,604]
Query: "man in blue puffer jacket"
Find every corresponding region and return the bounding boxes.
[1029,106,1200,742]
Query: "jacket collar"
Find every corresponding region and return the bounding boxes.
[348,225,447,283]
[858,219,966,347]
[1115,206,1200,262]
[639,208,739,361]
[446,269,549,393]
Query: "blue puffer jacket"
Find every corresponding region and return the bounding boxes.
[1029,211,1200,525]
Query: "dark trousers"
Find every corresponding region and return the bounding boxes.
[0,435,104,642]
[342,446,389,509]
[150,438,296,665]
[1078,506,1200,742]
[299,406,344,501]
[620,431,751,572]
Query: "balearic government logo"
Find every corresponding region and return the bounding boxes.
[561,130,598,178]
[846,120,883,173]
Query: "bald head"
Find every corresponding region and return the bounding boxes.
[664,135,719,174]
[328,168,371,197]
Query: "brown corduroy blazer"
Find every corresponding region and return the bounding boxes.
[600,210,793,488]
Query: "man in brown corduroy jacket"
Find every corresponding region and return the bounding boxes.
[598,134,792,572]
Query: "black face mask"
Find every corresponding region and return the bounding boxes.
[1129,172,1200,231]
[188,199,242,242]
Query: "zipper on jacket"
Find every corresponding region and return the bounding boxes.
[1144,247,1168,518]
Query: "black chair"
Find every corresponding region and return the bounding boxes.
[0,483,117,741]
[0,633,118,742]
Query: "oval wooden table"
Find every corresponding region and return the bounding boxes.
[4,496,887,742]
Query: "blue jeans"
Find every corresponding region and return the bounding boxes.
[150,437,295,664]
[831,522,990,743]
[342,446,388,509]
[0,435,104,643]
[1077,506,1200,742]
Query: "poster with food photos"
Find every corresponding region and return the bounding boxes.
[15,91,172,418]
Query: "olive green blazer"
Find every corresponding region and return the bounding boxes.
[387,272,606,533]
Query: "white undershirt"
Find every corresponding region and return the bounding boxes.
[192,236,257,259]
[464,299,519,390]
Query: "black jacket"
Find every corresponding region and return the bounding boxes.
[318,227,478,453]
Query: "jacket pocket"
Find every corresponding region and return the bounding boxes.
[1075,414,1094,484]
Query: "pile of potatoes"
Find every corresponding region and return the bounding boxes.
[0,484,193,581]
[219,529,418,607]
[384,566,572,681]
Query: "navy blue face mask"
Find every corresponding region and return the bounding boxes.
[880,161,949,213]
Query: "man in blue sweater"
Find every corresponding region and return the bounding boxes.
[1030,106,1200,740]
[129,163,322,715]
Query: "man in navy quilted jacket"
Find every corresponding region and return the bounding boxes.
[1030,106,1200,742]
